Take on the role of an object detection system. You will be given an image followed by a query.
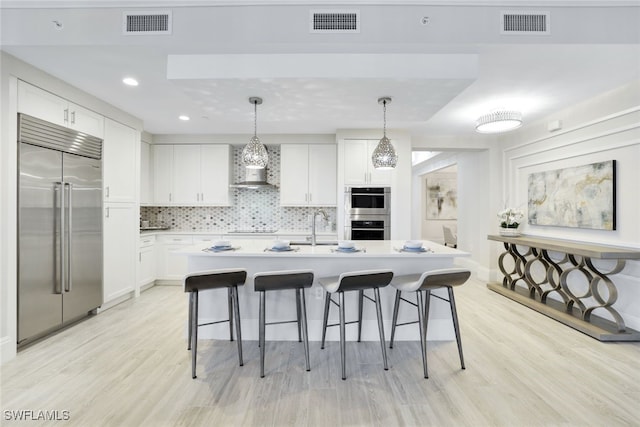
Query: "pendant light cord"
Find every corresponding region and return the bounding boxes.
[383,99,387,137]
[253,99,258,137]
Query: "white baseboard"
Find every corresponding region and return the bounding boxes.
[1,335,17,364]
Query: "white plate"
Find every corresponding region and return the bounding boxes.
[404,240,423,249]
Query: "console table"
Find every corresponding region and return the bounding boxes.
[487,234,640,341]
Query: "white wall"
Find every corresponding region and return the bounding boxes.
[0,52,143,363]
[412,150,496,281]
[497,80,640,330]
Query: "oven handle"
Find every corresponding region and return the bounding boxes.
[351,228,386,231]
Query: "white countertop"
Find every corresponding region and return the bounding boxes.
[140,229,337,237]
[175,239,469,259]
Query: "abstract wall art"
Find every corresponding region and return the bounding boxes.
[528,160,616,230]
[426,173,457,220]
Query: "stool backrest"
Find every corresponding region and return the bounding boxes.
[184,269,248,292]
[253,270,314,291]
[337,269,394,292]
[418,268,470,289]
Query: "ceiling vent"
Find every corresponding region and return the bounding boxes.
[310,9,360,33]
[123,11,172,35]
[500,11,550,35]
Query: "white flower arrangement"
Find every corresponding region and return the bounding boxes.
[498,208,524,228]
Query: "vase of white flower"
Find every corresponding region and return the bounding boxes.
[497,208,524,236]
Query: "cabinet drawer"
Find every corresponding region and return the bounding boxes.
[157,235,193,245]
[193,235,222,244]
[139,235,156,247]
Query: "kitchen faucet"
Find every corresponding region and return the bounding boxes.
[311,209,328,246]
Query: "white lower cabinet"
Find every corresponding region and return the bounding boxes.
[137,235,156,289]
[103,204,137,303]
[156,235,193,282]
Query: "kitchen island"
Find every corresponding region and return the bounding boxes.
[176,240,470,342]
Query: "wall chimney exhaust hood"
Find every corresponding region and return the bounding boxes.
[230,167,277,189]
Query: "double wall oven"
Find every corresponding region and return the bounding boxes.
[344,186,390,240]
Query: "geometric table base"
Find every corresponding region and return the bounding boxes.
[488,234,640,342]
[487,282,640,341]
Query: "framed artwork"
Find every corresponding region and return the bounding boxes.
[528,160,616,230]
[425,173,457,220]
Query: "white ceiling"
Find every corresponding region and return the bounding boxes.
[1,1,639,139]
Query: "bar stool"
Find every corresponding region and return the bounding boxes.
[319,269,394,380]
[184,268,247,379]
[253,270,314,378]
[389,268,471,378]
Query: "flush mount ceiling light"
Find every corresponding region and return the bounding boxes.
[372,97,398,170]
[178,115,190,121]
[241,97,268,169]
[475,110,522,133]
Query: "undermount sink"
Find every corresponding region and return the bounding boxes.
[290,240,338,246]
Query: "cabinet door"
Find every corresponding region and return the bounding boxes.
[343,141,369,185]
[103,119,138,202]
[137,246,156,287]
[152,145,173,204]
[172,145,201,204]
[308,145,337,206]
[367,140,392,185]
[156,236,192,280]
[200,145,231,205]
[103,204,137,302]
[280,145,310,206]
[140,141,151,205]
[17,81,68,127]
[69,102,104,138]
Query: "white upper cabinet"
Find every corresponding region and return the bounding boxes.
[140,141,152,205]
[17,80,104,139]
[103,118,138,203]
[343,140,392,186]
[152,145,173,204]
[200,145,231,205]
[280,144,337,206]
[172,145,201,204]
[152,144,231,206]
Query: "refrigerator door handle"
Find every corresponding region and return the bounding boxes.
[55,182,64,294]
[64,183,73,292]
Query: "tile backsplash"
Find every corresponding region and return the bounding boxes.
[141,145,337,232]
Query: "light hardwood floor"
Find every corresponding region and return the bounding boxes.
[2,279,640,427]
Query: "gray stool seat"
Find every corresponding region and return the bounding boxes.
[389,267,470,379]
[319,269,393,380]
[184,268,247,379]
[253,270,314,378]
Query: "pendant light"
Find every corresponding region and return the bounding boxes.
[372,97,398,170]
[241,97,268,169]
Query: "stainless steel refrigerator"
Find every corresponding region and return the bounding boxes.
[18,113,103,346]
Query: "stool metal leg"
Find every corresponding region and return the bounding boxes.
[191,290,199,379]
[321,291,330,349]
[339,292,346,380]
[228,287,234,342]
[232,286,243,366]
[389,289,401,349]
[417,290,428,378]
[299,288,311,372]
[422,290,431,379]
[259,290,266,378]
[296,289,302,343]
[374,288,388,370]
[187,292,193,350]
[357,290,364,342]
[448,287,465,369]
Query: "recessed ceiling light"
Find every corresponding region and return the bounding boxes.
[122,77,139,86]
[179,115,190,121]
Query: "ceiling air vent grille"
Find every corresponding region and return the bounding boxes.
[310,10,360,33]
[501,11,550,35]
[123,11,172,35]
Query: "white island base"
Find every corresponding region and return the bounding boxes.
[177,239,470,342]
